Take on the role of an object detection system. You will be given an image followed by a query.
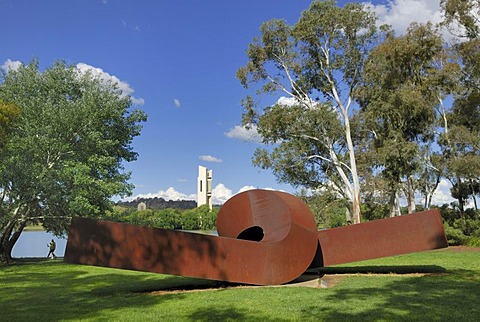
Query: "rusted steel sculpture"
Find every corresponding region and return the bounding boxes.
[64,189,448,285]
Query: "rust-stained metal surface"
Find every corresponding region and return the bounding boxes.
[316,209,448,266]
[64,190,319,285]
[64,189,448,285]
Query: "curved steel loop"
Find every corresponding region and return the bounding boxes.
[65,189,320,285]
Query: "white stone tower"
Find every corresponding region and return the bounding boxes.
[197,165,212,210]
[137,202,147,211]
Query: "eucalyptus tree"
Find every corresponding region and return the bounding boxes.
[357,23,455,215]
[237,0,385,223]
[440,0,480,213]
[440,90,480,213]
[441,0,480,39]
[0,61,146,262]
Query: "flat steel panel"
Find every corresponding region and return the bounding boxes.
[317,209,448,266]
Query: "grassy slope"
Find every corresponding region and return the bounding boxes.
[1,248,479,321]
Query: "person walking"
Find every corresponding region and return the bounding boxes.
[47,239,56,259]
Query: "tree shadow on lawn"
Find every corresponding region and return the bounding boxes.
[300,268,480,321]
[0,259,212,321]
[316,264,448,275]
[187,305,293,322]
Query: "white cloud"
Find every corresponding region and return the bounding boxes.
[429,179,456,206]
[124,187,196,202]
[174,99,181,108]
[76,63,145,105]
[225,124,262,143]
[365,0,443,34]
[1,59,22,72]
[199,155,222,163]
[237,185,258,193]
[237,185,279,194]
[123,183,286,205]
[276,96,299,106]
[212,183,233,204]
[364,0,456,41]
[213,184,281,204]
[276,96,318,108]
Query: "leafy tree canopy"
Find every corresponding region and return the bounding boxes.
[0,100,20,149]
[0,60,147,262]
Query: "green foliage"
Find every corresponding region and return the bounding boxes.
[298,190,347,228]
[452,217,480,236]
[108,205,218,231]
[252,103,343,189]
[440,206,480,245]
[357,22,452,215]
[0,60,146,262]
[441,0,480,39]
[361,202,390,221]
[466,236,480,247]
[444,224,468,246]
[182,205,218,231]
[0,100,20,148]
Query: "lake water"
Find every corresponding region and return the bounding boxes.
[12,231,67,258]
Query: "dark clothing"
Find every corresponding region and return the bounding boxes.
[47,240,56,259]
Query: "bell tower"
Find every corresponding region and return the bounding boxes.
[197,165,212,210]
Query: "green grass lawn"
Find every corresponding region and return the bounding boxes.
[1,248,479,321]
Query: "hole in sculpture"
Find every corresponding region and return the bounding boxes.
[236,226,264,242]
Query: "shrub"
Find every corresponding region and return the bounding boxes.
[444,224,468,246]
[466,236,480,247]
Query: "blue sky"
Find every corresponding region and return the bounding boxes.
[1,0,455,205]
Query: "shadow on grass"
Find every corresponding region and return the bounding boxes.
[316,264,447,275]
[3,259,479,321]
[0,259,201,321]
[301,267,480,321]
[187,306,286,322]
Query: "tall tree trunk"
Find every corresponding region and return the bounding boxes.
[4,220,27,261]
[344,114,361,224]
[345,207,353,224]
[457,177,465,215]
[469,179,478,210]
[0,218,18,263]
[423,190,430,209]
[389,189,401,217]
[426,173,441,210]
[426,192,433,210]
[405,176,416,214]
[0,207,25,263]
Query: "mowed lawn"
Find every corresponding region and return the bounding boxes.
[1,247,479,321]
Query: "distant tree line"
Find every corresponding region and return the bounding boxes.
[107,204,218,231]
[115,197,197,210]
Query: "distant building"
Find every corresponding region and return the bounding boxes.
[137,202,147,211]
[197,165,212,210]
